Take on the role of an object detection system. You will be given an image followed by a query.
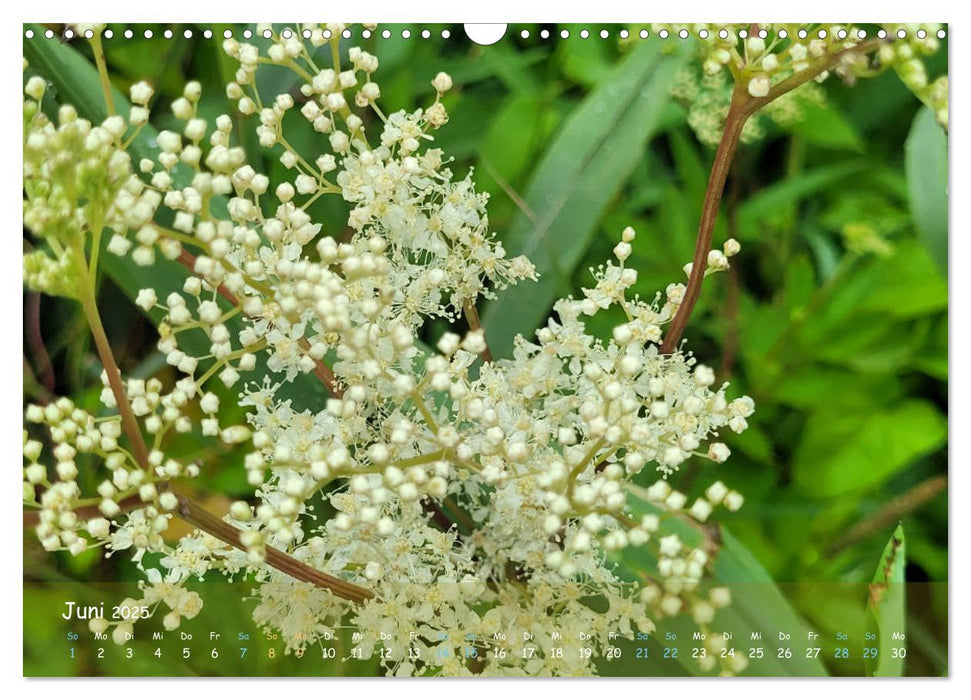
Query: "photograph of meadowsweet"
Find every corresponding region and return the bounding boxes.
[22,22,948,677]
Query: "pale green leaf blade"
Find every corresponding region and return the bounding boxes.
[905,107,948,275]
[865,524,907,677]
[482,41,688,357]
[711,529,829,676]
[792,400,946,498]
[620,487,828,676]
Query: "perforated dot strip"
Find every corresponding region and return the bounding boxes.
[22,24,949,43]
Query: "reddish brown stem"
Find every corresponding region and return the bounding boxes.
[24,489,373,603]
[26,292,55,391]
[23,357,54,405]
[176,495,373,603]
[463,302,493,363]
[301,338,342,397]
[659,38,886,354]
[827,476,947,555]
[177,250,239,306]
[660,89,750,355]
[79,288,152,471]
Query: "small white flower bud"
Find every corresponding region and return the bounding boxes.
[710,587,732,607]
[705,481,728,504]
[199,392,220,415]
[612,324,632,345]
[692,601,716,625]
[86,518,110,539]
[432,72,453,92]
[437,332,460,356]
[724,491,745,512]
[613,241,632,261]
[665,490,687,510]
[659,534,681,557]
[747,75,771,97]
[689,498,713,522]
[89,617,110,635]
[159,492,179,511]
[135,288,157,311]
[708,443,730,463]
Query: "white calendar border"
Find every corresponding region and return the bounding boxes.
[3,0,961,696]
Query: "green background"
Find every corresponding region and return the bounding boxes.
[23,23,947,676]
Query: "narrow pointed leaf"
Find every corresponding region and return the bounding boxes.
[865,524,907,677]
[482,41,688,357]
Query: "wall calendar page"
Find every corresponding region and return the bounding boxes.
[21,19,949,680]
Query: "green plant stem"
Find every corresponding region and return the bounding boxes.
[77,264,152,471]
[89,32,115,117]
[23,491,144,528]
[566,437,606,501]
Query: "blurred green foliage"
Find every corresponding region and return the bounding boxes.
[24,23,947,676]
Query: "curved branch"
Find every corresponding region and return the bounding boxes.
[659,37,886,354]
[23,490,374,604]
[176,494,373,603]
[660,88,749,355]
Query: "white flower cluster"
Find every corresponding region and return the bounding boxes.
[662,23,948,145]
[88,574,206,643]
[22,81,166,294]
[24,24,755,676]
[671,66,826,146]
[23,389,192,554]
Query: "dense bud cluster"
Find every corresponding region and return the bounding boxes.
[661,23,948,146]
[24,24,763,676]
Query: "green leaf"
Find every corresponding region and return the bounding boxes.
[787,102,864,151]
[796,241,946,349]
[482,40,687,357]
[735,162,867,241]
[773,367,904,410]
[26,30,113,123]
[711,529,829,676]
[429,44,548,95]
[865,524,907,676]
[793,401,947,498]
[851,243,947,315]
[477,93,548,190]
[556,35,614,88]
[905,107,948,275]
